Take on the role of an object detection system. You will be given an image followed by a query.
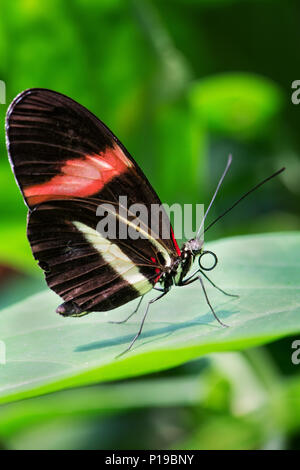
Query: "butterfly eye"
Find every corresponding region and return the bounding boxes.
[198,250,218,271]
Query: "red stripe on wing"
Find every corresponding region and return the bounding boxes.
[24,143,132,206]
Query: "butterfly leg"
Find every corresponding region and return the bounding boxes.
[109,296,144,325]
[116,290,168,358]
[198,276,228,328]
[178,269,200,285]
[180,269,238,298]
[198,269,239,298]
[180,274,228,328]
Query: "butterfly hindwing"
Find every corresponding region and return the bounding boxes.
[27,200,164,313]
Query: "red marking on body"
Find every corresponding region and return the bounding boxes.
[24,144,132,206]
[170,226,181,256]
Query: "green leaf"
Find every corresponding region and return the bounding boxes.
[0,232,299,404]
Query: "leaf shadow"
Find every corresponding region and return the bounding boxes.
[75,307,238,353]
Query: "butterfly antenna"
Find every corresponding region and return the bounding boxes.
[201,166,285,236]
[196,154,232,239]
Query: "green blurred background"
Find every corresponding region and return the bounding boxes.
[0,0,299,450]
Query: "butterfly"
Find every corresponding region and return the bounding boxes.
[5,88,284,354]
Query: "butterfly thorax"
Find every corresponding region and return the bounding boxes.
[159,238,204,290]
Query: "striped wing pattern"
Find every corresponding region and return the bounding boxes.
[27,200,163,312]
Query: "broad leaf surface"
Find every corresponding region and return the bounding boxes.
[0,232,299,404]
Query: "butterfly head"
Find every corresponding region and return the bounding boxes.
[183,238,218,272]
[183,237,203,255]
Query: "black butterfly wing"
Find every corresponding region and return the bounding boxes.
[28,200,164,314]
[6,88,181,314]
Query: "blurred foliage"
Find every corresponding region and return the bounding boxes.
[189,73,283,139]
[0,0,299,450]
